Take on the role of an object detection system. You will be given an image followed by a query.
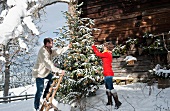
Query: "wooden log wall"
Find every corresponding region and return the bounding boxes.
[78,0,170,44]
[78,0,170,81]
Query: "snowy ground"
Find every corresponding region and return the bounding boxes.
[0,83,170,111]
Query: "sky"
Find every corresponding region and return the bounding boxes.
[37,3,68,43]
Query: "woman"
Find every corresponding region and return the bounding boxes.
[92,42,122,109]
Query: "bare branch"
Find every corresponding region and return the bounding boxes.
[0,0,7,4]
[37,0,71,11]
[122,95,135,111]
[156,89,163,99]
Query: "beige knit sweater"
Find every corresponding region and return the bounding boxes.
[32,46,69,78]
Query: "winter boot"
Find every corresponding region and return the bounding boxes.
[106,91,113,106]
[111,89,122,109]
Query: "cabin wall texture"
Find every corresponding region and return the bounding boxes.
[78,0,170,81]
[79,0,170,44]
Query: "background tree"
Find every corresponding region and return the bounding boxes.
[0,35,39,97]
[0,0,78,97]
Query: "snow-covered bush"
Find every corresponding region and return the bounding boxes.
[153,64,170,78]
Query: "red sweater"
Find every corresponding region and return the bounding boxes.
[92,45,114,76]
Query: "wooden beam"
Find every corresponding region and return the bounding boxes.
[94,8,170,25]
[81,0,170,14]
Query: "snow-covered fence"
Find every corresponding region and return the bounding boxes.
[0,94,34,103]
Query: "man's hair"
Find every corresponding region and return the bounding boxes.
[104,42,114,51]
[44,38,53,45]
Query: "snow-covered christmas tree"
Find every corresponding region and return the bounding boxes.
[53,2,103,106]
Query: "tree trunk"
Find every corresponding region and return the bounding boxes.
[4,64,10,97]
[3,45,10,101]
[167,51,170,64]
[0,0,7,12]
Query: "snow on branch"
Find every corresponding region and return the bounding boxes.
[0,56,6,62]
[23,16,39,35]
[0,0,75,45]
[153,64,170,78]
[18,38,28,52]
[0,0,40,45]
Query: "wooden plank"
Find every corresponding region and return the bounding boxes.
[95,9,170,28]
[81,0,170,16]
[113,77,134,80]
[79,1,170,42]
[94,8,170,25]
[94,22,170,42]
[93,22,170,41]
[113,76,134,85]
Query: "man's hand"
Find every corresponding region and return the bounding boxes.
[61,70,65,76]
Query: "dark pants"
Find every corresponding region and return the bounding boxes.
[34,73,53,110]
[104,76,114,90]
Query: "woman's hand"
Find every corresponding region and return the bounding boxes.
[68,43,72,48]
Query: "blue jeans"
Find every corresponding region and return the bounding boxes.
[34,73,53,110]
[104,76,114,90]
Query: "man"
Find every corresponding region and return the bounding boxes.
[32,38,70,111]
[92,42,122,109]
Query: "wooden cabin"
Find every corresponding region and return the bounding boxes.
[78,0,170,83]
